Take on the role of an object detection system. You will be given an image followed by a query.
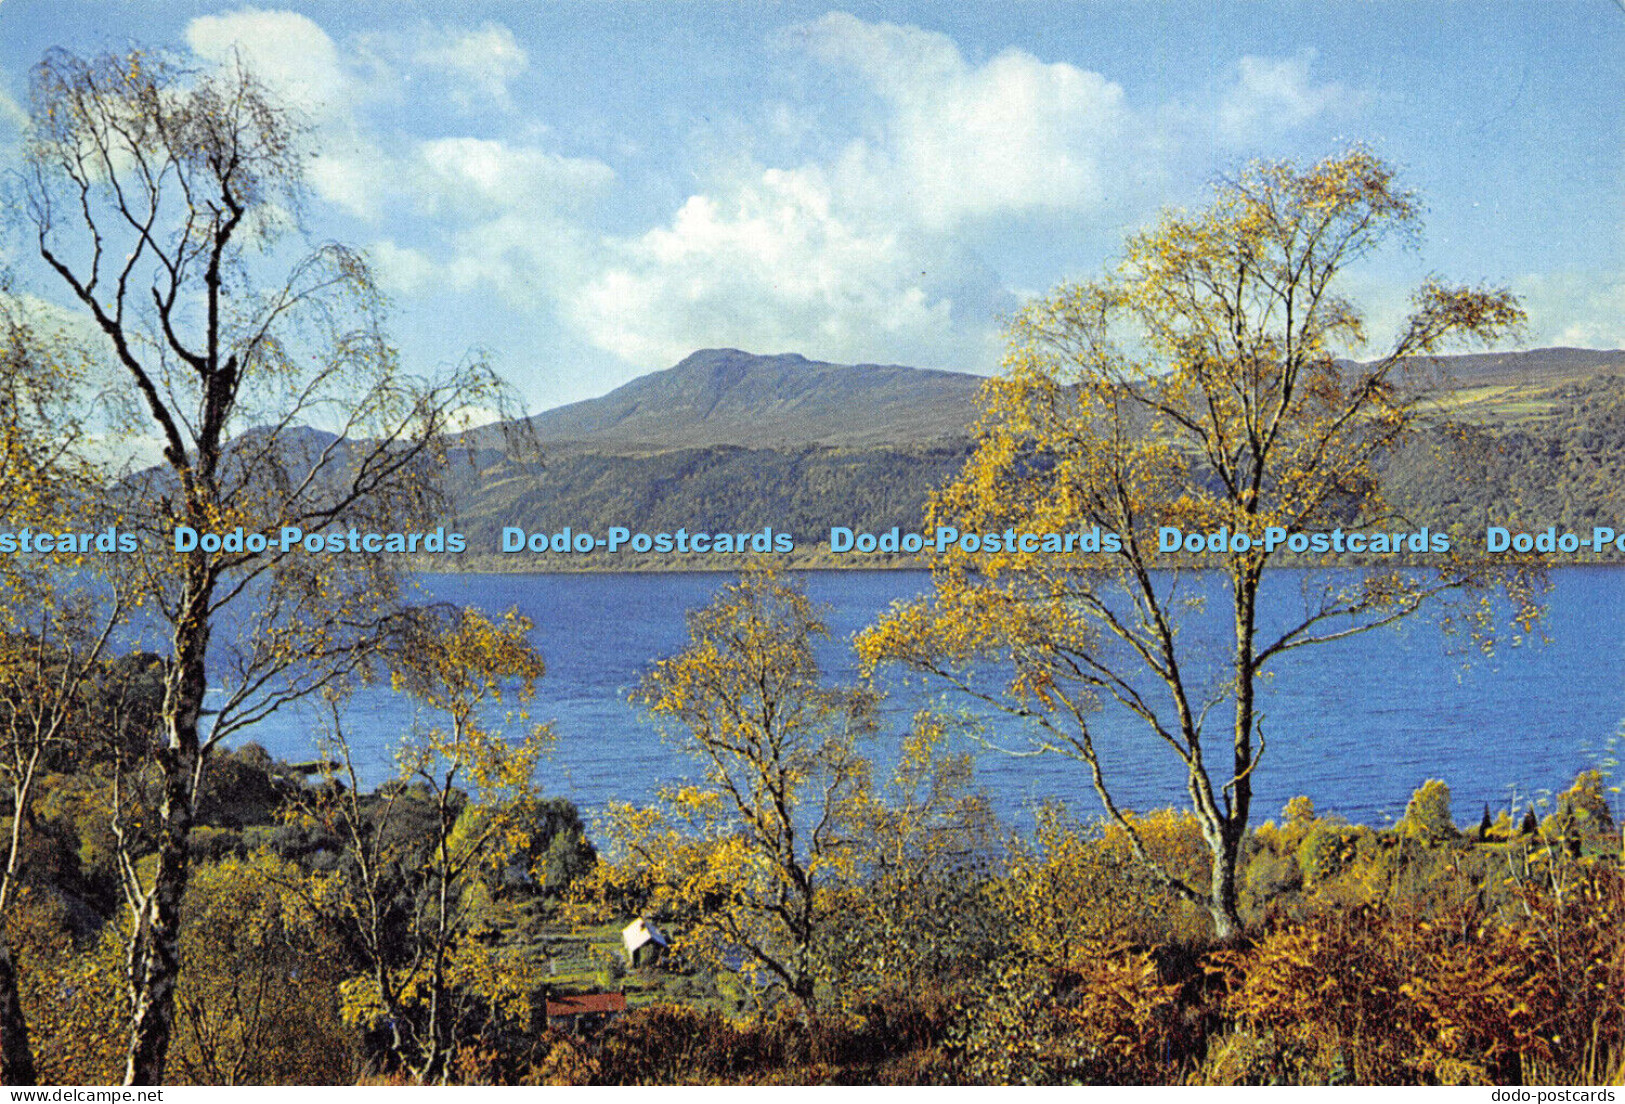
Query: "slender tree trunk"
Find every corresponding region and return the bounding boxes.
[790,866,817,1011]
[1207,843,1243,941]
[123,742,200,1085]
[1,765,39,1085]
[1209,568,1261,941]
[0,933,37,1085]
[124,578,211,1086]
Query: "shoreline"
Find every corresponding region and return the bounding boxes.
[423,552,1594,574]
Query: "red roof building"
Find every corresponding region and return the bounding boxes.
[546,991,627,1035]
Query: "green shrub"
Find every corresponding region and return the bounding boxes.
[1398,780,1456,844]
[1556,770,1615,834]
[1296,824,1358,884]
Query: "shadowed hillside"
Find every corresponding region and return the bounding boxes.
[430,346,1625,565]
[521,348,986,452]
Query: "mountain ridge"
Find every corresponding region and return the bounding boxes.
[432,345,1625,567]
[506,345,1625,457]
[518,348,986,452]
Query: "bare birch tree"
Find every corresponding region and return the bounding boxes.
[16,48,511,1083]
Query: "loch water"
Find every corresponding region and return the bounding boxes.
[220,568,1625,830]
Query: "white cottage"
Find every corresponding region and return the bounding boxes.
[620,917,669,968]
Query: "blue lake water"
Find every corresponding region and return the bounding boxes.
[221,568,1625,831]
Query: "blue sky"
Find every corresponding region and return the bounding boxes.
[1,1,1621,413]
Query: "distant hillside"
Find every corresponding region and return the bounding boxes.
[506,345,1625,458]
[1405,347,1625,388]
[448,443,975,566]
[436,345,1625,567]
[520,348,985,452]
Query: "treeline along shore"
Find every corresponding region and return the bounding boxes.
[7,640,1621,1084]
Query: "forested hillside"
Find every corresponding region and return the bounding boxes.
[443,347,1625,566]
[1387,373,1625,533]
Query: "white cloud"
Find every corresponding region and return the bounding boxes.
[1215,51,1358,144]
[182,11,1382,384]
[306,142,385,219]
[367,239,437,296]
[441,212,585,299]
[181,7,607,297]
[185,9,392,219]
[1516,272,1625,349]
[404,138,612,302]
[368,137,613,311]
[566,13,1139,370]
[412,137,612,218]
[412,23,528,111]
[567,16,1389,373]
[803,12,1130,228]
[185,9,349,116]
[0,84,27,132]
[83,431,169,475]
[568,165,1006,369]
